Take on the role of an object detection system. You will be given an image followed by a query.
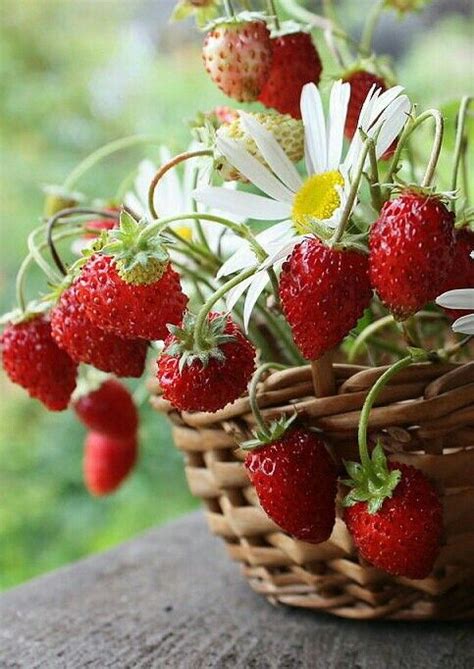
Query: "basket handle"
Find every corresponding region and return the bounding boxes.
[311,350,336,398]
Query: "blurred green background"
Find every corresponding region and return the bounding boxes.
[0,0,472,591]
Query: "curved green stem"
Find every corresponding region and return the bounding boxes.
[451,96,473,211]
[357,353,424,469]
[27,228,61,285]
[249,362,288,437]
[367,140,383,211]
[348,314,396,362]
[266,0,280,30]
[147,149,212,220]
[223,0,235,18]
[194,266,258,351]
[190,168,213,254]
[63,134,161,190]
[332,135,375,244]
[359,0,385,55]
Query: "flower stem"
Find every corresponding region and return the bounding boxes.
[332,135,375,244]
[367,140,383,211]
[223,0,236,18]
[147,149,212,220]
[249,362,288,437]
[359,0,385,56]
[357,353,425,469]
[266,0,280,30]
[451,96,473,211]
[190,168,213,254]
[193,266,258,351]
[27,228,62,285]
[348,314,396,362]
[63,135,161,190]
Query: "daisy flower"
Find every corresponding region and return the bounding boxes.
[436,288,474,335]
[194,80,410,325]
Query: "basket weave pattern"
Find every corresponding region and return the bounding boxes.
[150,360,474,620]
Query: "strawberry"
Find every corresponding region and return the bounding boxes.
[202,19,272,102]
[344,461,443,579]
[51,283,148,377]
[245,427,337,543]
[157,312,255,412]
[343,70,388,140]
[83,431,137,496]
[258,31,322,119]
[213,105,239,125]
[1,315,77,411]
[440,227,474,320]
[83,208,119,239]
[369,190,456,320]
[279,237,372,360]
[74,379,138,439]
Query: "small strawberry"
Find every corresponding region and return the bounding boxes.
[244,426,337,544]
[369,190,456,320]
[83,431,137,496]
[440,227,474,320]
[74,211,187,341]
[74,379,138,439]
[1,315,77,411]
[343,70,388,140]
[258,31,322,119]
[83,208,119,239]
[279,237,372,360]
[51,283,148,378]
[344,459,443,579]
[202,18,272,102]
[157,312,255,412]
[216,111,304,181]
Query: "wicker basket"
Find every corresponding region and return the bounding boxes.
[149,358,474,620]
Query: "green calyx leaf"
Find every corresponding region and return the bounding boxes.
[103,210,169,285]
[164,311,236,373]
[204,11,267,31]
[342,441,401,514]
[171,0,220,29]
[0,298,52,327]
[240,413,297,451]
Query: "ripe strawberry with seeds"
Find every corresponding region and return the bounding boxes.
[51,283,148,378]
[279,237,372,360]
[258,31,322,119]
[83,431,137,496]
[202,18,272,102]
[369,190,456,320]
[440,227,474,320]
[75,211,187,341]
[74,379,138,439]
[157,312,255,412]
[244,426,337,544]
[344,459,443,579]
[1,315,77,411]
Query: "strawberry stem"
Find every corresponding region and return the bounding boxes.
[248,362,288,437]
[147,149,213,220]
[266,0,280,30]
[223,0,236,18]
[451,96,473,212]
[359,0,386,56]
[63,134,162,190]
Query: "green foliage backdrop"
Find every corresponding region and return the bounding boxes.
[0,0,472,590]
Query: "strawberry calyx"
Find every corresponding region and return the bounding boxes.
[0,299,52,327]
[102,210,170,285]
[268,20,308,38]
[204,11,267,32]
[171,0,221,29]
[164,311,236,373]
[241,414,297,450]
[342,442,401,514]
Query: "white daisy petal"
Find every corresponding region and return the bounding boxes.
[436,289,474,310]
[301,83,327,174]
[216,137,294,202]
[327,80,350,170]
[217,244,255,278]
[193,186,292,221]
[239,112,302,192]
[371,95,410,158]
[226,275,256,312]
[370,85,405,120]
[123,191,146,218]
[243,271,269,332]
[343,84,378,172]
[452,314,474,335]
[262,236,303,269]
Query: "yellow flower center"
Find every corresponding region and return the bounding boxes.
[175,225,193,241]
[291,170,344,234]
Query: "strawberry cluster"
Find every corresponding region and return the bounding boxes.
[1,0,472,581]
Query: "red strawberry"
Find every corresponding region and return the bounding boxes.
[1,315,77,411]
[245,427,337,544]
[369,190,456,319]
[83,208,119,239]
[344,462,443,579]
[343,70,388,140]
[202,19,272,102]
[83,431,137,496]
[279,238,372,360]
[74,379,138,439]
[51,283,148,378]
[75,254,187,341]
[157,312,255,412]
[440,227,474,320]
[258,31,322,119]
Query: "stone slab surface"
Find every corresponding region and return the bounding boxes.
[1,512,473,669]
